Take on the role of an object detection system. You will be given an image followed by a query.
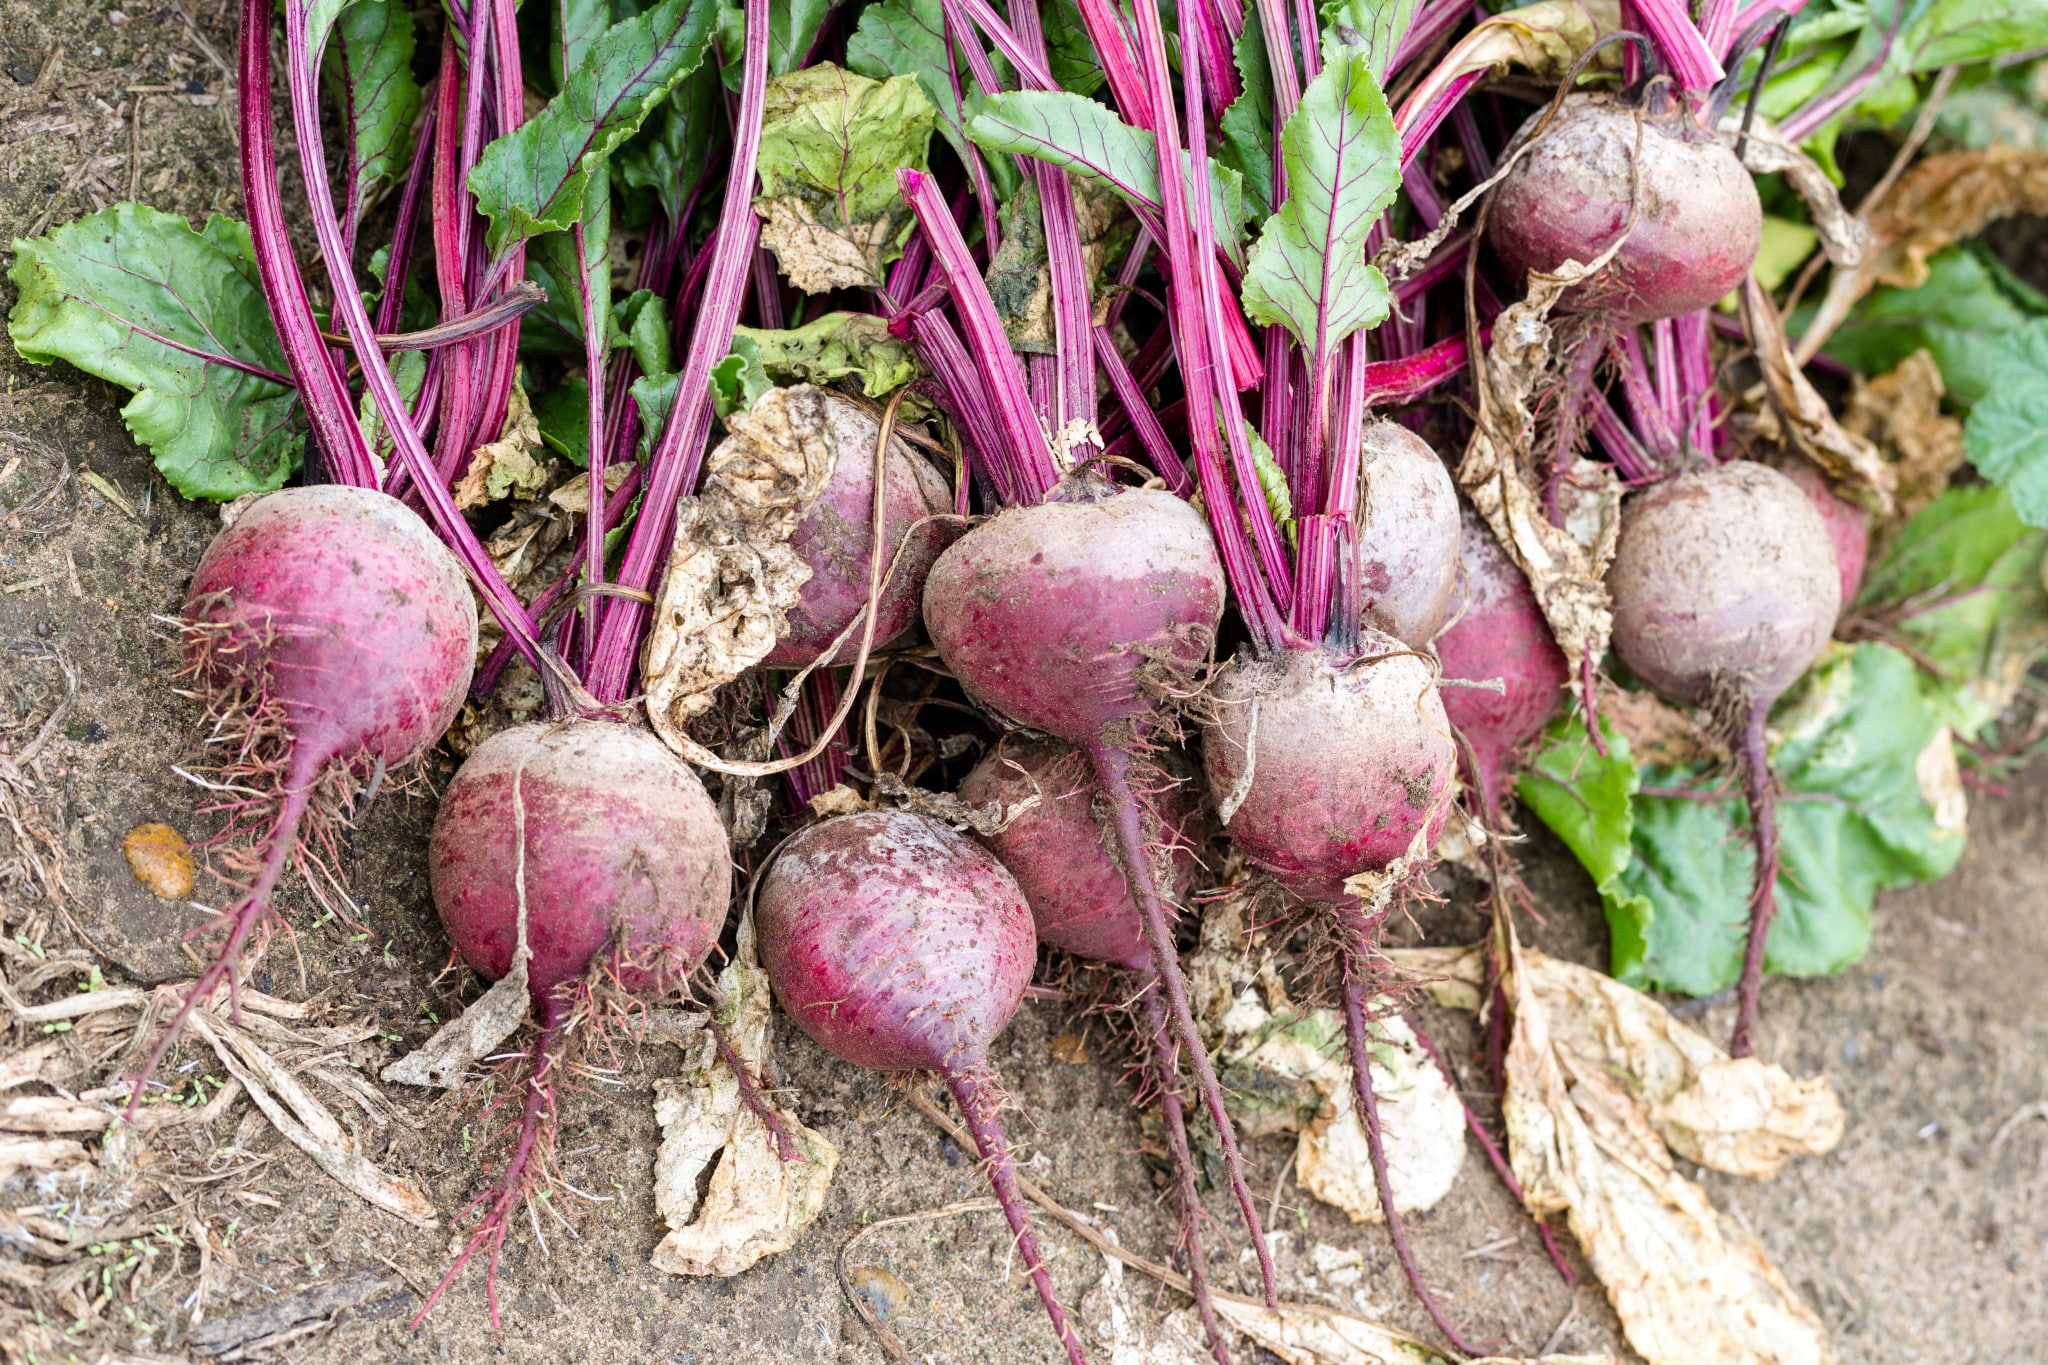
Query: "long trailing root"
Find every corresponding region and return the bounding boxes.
[1729,702,1780,1059]
[1335,910,1475,1358]
[1091,743,1278,1307]
[1140,984,1233,1365]
[945,1063,1091,1365]
[127,778,313,1117]
[414,997,568,1329]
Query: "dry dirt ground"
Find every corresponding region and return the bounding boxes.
[2,3,2046,1363]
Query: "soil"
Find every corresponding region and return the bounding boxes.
[2,5,2046,1363]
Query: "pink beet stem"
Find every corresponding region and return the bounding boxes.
[1141,985,1234,1365]
[945,1063,1092,1365]
[1729,702,1779,1059]
[1336,949,1476,1357]
[1092,745,1278,1306]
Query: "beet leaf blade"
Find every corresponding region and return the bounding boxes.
[468,0,718,255]
[1239,45,1399,360]
[7,204,303,499]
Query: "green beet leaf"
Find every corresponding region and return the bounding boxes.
[1856,482,2048,740]
[1964,317,2048,528]
[326,0,421,226]
[1218,17,1275,220]
[1319,0,1421,77]
[1239,45,1399,360]
[469,0,717,256]
[847,0,1021,201]
[710,336,774,421]
[1547,645,1967,997]
[533,376,591,465]
[1515,713,1654,979]
[755,64,937,292]
[715,0,833,87]
[7,204,302,500]
[1820,248,2038,408]
[734,313,922,397]
[618,60,721,223]
[968,91,1250,258]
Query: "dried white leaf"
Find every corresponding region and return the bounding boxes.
[643,385,837,754]
[1222,998,1465,1222]
[650,916,837,1276]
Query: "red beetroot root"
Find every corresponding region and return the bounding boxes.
[959,740,1234,1363]
[758,810,1090,1365]
[765,392,956,668]
[1768,454,1871,608]
[1488,91,1762,324]
[1357,421,1462,647]
[958,737,1200,973]
[1436,503,1571,821]
[924,484,1280,1304]
[418,718,731,1325]
[137,485,477,1108]
[1607,461,1841,1057]
[1204,640,1456,904]
[1199,639,1473,1353]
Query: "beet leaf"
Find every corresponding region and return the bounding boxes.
[7,204,302,499]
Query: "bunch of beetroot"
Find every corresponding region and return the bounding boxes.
[71,0,1907,1347]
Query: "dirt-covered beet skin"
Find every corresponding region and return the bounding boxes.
[923,487,1225,744]
[1609,461,1842,712]
[431,721,730,998]
[187,484,477,776]
[1436,504,1570,819]
[1769,455,1871,609]
[958,739,1200,973]
[765,395,955,667]
[758,809,1034,1072]
[1358,421,1462,647]
[1487,92,1762,323]
[1204,641,1456,902]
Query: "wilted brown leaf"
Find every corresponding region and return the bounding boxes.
[1841,350,1966,519]
[650,915,837,1277]
[642,385,838,754]
[1800,148,2048,364]
[122,821,193,900]
[1458,255,1626,677]
[1740,275,1896,517]
[1597,683,1721,766]
[454,376,549,510]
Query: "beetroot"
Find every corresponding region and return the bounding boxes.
[1199,638,1469,1352]
[957,738,1199,973]
[924,484,1281,1302]
[137,486,476,1105]
[958,740,1235,1361]
[1608,461,1840,1056]
[765,394,956,668]
[1487,91,1762,323]
[419,718,730,1323]
[1357,421,1462,647]
[1204,641,1457,904]
[924,487,1223,744]
[758,810,1088,1365]
[431,721,730,998]
[1436,504,1571,821]
[1769,455,1871,608]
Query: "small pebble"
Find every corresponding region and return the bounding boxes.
[846,1265,912,1324]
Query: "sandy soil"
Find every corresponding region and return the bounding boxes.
[2,3,2045,1362]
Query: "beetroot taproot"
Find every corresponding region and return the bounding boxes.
[1357,421,1462,647]
[1488,91,1762,323]
[924,483,1278,1302]
[1608,461,1841,1057]
[765,393,955,667]
[136,486,477,1107]
[758,810,1089,1364]
[418,718,730,1324]
[1436,505,1571,820]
